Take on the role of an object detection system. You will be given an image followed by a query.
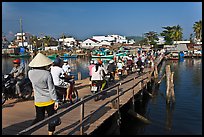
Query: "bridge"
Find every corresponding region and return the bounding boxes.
[2,55,164,135]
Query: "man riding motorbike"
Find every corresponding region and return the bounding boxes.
[107,60,116,82]
[9,59,25,97]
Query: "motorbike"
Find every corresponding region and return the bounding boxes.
[126,65,133,75]
[136,65,144,75]
[91,77,109,101]
[56,76,79,104]
[2,74,33,105]
[117,69,123,80]
[91,80,101,101]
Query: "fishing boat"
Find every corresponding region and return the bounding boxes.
[60,53,78,58]
[167,51,179,60]
[9,53,31,58]
[47,54,58,59]
[91,49,114,58]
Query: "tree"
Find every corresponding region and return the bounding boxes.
[144,31,159,45]
[170,25,183,43]
[29,35,41,49]
[161,25,183,45]
[193,20,202,42]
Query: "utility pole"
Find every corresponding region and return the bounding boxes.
[41,33,44,50]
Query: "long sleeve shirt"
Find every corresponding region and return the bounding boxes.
[9,65,25,80]
[28,69,58,107]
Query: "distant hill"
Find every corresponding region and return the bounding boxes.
[126,36,144,42]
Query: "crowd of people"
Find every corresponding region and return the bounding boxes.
[88,49,166,86]
[7,48,165,135]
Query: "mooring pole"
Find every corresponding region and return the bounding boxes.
[166,65,171,104]
[170,72,175,103]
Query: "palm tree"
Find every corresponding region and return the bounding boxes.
[161,26,173,45]
[193,20,202,42]
[43,36,51,47]
[144,31,159,45]
[170,25,183,44]
[161,25,183,45]
[29,35,41,50]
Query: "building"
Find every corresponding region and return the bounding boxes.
[14,32,32,47]
[59,37,77,47]
[173,41,191,44]
[81,38,101,49]
[156,36,165,45]
[108,34,128,44]
[92,35,115,42]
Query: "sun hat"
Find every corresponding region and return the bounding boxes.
[90,60,94,64]
[28,53,53,67]
[63,59,68,62]
[109,60,114,64]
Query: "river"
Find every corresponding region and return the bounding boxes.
[2,56,91,80]
[120,58,202,135]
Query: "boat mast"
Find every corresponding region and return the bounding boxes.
[20,17,24,48]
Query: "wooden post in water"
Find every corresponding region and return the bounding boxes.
[78,72,81,80]
[166,65,171,104]
[170,72,175,103]
[166,65,175,104]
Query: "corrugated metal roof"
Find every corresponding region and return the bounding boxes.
[175,44,188,51]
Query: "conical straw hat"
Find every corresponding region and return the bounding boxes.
[29,53,53,67]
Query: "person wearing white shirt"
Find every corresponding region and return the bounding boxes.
[50,59,71,103]
[62,59,71,75]
[91,60,108,91]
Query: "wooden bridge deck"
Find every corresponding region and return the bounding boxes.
[2,56,164,135]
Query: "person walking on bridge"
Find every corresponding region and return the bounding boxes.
[28,53,59,135]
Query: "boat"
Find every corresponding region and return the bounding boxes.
[9,53,31,58]
[167,51,179,60]
[47,54,58,59]
[91,49,114,58]
[91,49,127,59]
[60,53,78,58]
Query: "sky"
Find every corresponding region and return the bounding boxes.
[2,2,202,41]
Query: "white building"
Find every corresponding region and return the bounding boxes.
[108,34,128,43]
[59,37,77,47]
[100,40,112,46]
[155,36,165,45]
[81,38,101,49]
[173,41,191,44]
[44,46,59,51]
[15,32,32,47]
[92,35,115,42]
[128,39,135,44]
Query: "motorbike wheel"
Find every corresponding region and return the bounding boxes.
[71,88,79,101]
[2,92,6,105]
[21,86,33,100]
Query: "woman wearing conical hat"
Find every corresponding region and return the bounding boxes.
[28,52,59,135]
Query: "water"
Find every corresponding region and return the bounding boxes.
[120,58,202,135]
[2,56,91,80]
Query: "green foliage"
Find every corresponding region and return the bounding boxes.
[193,20,202,41]
[161,25,183,45]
